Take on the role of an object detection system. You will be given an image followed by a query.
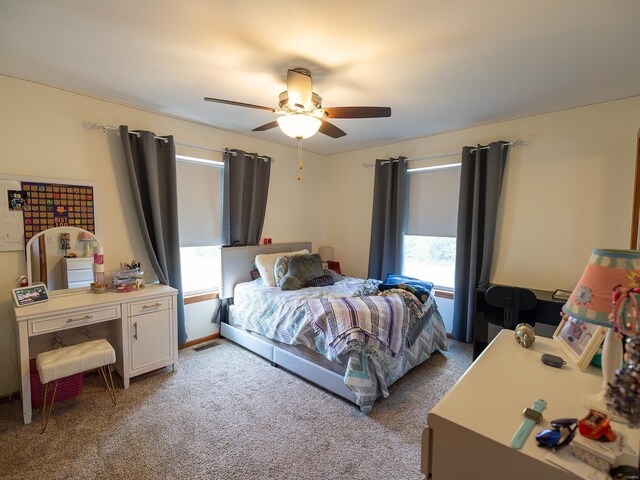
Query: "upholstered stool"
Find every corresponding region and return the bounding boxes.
[36,339,117,433]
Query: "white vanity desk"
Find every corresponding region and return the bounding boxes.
[12,284,178,425]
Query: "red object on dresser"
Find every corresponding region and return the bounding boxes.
[327,261,342,275]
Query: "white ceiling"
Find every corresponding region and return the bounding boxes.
[1,0,639,155]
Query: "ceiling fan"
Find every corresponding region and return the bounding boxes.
[204,68,391,140]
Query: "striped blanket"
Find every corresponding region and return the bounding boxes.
[307,294,409,376]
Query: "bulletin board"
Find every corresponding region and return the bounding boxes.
[0,179,25,251]
[21,181,95,240]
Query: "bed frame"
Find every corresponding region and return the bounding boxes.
[219,242,363,410]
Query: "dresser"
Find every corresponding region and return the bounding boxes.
[61,256,94,289]
[422,330,639,479]
[12,284,178,425]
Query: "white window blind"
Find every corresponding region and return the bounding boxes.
[406,165,460,237]
[176,161,223,247]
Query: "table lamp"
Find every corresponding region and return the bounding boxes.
[319,246,334,262]
[562,248,640,421]
[78,232,94,257]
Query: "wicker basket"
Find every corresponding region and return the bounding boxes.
[29,358,83,409]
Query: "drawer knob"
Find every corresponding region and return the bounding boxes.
[66,315,92,323]
[141,303,162,309]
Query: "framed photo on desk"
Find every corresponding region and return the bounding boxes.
[553,315,606,371]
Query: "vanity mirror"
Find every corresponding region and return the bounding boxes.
[630,128,640,249]
[26,226,100,295]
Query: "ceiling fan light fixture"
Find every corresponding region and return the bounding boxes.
[277,114,321,139]
[205,67,391,140]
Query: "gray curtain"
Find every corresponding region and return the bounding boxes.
[119,125,186,346]
[367,156,408,280]
[222,149,271,246]
[452,141,509,342]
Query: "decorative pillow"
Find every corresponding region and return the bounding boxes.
[324,268,343,284]
[378,273,433,304]
[249,268,261,280]
[280,253,325,291]
[305,274,335,288]
[281,275,304,291]
[275,253,321,287]
[274,256,289,287]
[254,249,309,287]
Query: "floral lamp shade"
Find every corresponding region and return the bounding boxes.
[562,248,640,421]
[562,249,640,328]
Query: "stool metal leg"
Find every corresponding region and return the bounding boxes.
[98,366,117,406]
[105,366,117,406]
[41,379,59,434]
[98,365,108,391]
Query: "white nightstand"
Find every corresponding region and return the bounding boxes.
[62,256,94,288]
[422,330,639,479]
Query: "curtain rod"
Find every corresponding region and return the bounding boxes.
[362,139,529,168]
[88,122,271,161]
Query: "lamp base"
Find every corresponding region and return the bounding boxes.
[580,391,628,424]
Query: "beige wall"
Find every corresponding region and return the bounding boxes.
[0,74,328,396]
[326,97,640,291]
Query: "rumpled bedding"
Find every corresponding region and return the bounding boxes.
[308,294,409,378]
[231,277,448,410]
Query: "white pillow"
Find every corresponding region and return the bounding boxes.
[254,249,309,287]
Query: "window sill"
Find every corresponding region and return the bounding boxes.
[184,291,220,305]
[434,289,454,300]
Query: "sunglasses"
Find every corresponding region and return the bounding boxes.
[535,418,578,450]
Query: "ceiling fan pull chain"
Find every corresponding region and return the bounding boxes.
[297,139,303,181]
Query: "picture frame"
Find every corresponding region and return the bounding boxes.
[12,283,49,307]
[553,315,607,371]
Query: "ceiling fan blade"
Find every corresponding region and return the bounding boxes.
[287,69,312,109]
[319,120,347,139]
[204,97,276,112]
[322,106,392,119]
[252,121,279,132]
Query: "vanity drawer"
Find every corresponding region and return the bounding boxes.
[29,305,121,336]
[128,297,171,317]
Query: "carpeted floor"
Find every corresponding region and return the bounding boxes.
[0,338,471,480]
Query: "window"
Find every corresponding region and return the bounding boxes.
[404,235,456,289]
[176,155,223,295]
[179,246,221,294]
[404,163,460,290]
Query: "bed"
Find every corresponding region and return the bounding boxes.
[219,242,448,413]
